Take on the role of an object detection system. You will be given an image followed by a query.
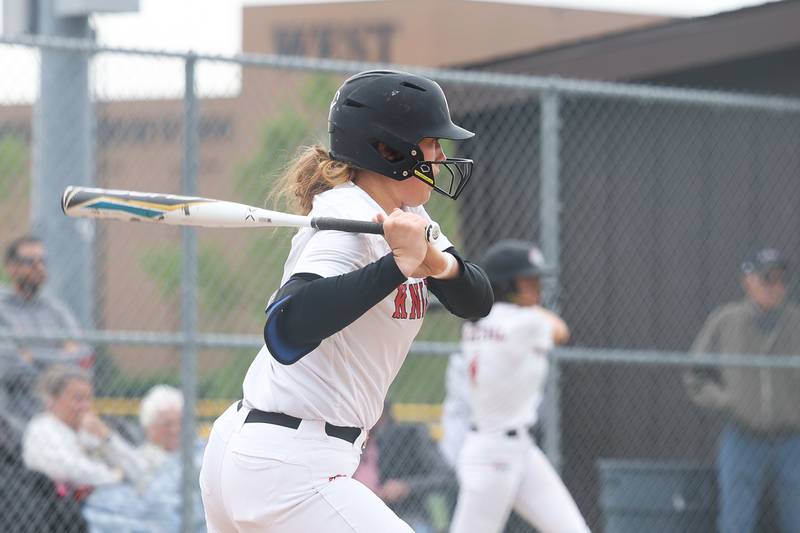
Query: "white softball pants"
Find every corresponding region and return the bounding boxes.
[199,402,414,533]
[450,431,590,533]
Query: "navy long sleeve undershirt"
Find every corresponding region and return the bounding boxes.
[264,247,492,364]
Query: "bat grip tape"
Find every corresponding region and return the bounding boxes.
[311,217,384,235]
[311,217,439,243]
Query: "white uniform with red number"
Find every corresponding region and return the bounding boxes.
[449,302,590,533]
[438,351,471,467]
[199,182,451,532]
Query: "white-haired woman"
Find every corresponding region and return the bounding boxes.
[82,385,205,532]
[137,384,183,484]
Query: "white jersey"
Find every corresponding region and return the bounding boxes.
[243,182,452,430]
[462,302,553,433]
[438,352,471,467]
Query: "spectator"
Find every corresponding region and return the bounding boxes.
[22,364,145,495]
[684,247,800,533]
[0,346,39,437]
[0,235,92,367]
[0,235,93,435]
[353,403,456,533]
[137,384,183,484]
[0,409,88,532]
[83,446,207,533]
[83,384,205,533]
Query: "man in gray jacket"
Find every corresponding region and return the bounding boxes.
[0,235,92,436]
[685,247,800,533]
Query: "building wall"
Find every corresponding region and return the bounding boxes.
[242,0,664,66]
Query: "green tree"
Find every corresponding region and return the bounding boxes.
[0,134,30,285]
[235,74,341,203]
[0,135,27,196]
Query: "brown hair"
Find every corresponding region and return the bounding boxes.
[5,234,41,264]
[271,145,354,215]
[38,364,92,400]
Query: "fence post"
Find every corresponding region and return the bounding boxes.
[539,87,563,473]
[539,87,561,311]
[33,0,94,328]
[180,52,199,533]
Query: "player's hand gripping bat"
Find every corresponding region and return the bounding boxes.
[61,186,441,243]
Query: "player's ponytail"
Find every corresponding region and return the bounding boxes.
[272,145,354,215]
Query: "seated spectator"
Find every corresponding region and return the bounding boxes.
[353,403,456,533]
[0,410,88,532]
[0,235,93,438]
[0,235,93,369]
[0,347,40,437]
[82,384,206,533]
[22,365,145,495]
[83,445,206,533]
[137,384,183,485]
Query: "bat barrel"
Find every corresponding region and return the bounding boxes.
[61,186,76,215]
[61,186,228,225]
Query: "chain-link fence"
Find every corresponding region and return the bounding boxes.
[1,35,800,532]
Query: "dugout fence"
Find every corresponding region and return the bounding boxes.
[1,34,800,532]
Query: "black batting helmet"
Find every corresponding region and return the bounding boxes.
[328,70,475,199]
[481,240,547,302]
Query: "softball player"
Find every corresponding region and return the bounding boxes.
[449,240,590,533]
[199,70,493,533]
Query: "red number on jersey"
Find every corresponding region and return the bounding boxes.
[468,357,478,385]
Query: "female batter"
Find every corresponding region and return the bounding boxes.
[199,70,493,532]
[450,240,589,533]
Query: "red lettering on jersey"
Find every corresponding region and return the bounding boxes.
[468,358,478,385]
[421,280,429,317]
[409,282,422,319]
[392,281,428,320]
[392,284,408,319]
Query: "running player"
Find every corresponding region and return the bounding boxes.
[199,70,493,532]
[449,240,590,533]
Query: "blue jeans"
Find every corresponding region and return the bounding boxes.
[717,424,800,533]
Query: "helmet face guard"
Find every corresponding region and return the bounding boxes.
[328,70,475,199]
[411,157,473,200]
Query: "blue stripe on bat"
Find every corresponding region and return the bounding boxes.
[88,201,164,218]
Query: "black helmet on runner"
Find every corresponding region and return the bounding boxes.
[481,240,547,302]
[328,70,475,199]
